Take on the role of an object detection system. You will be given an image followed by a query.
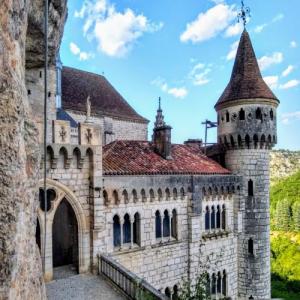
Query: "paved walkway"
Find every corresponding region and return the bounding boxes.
[47,272,126,300]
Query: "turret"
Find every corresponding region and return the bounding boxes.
[215,29,279,299]
[152,97,172,160]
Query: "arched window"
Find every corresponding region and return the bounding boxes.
[248,238,254,255]
[208,187,212,196]
[261,134,266,147]
[238,135,242,147]
[58,147,68,169]
[155,211,162,238]
[158,188,162,201]
[216,205,221,229]
[248,179,254,197]
[222,270,227,296]
[165,188,170,200]
[132,189,138,202]
[211,273,216,294]
[113,215,121,247]
[226,111,230,122]
[149,189,155,202]
[256,107,262,120]
[253,134,258,149]
[173,285,178,300]
[163,210,170,237]
[239,108,245,120]
[122,190,129,204]
[214,186,218,196]
[202,187,206,197]
[133,213,140,245]
[73,148,81,169]
[268,134,272,144]
[217,272,222,294]
[206,273,211,295]
[103,190,108,205]
[165,287,171,298]
[113,190,119,205]
[141,189,147,202]
[222,205,226,230]
[230,135,235,148]
[273,135,276,143]
[245,134,250,148]
[173,188,178,200]
[205,206,210,230]
[123,214,131,244]
[171,209,177,239]
[211,206,216,230]
[270,109,274,120]
[180,187,185,200]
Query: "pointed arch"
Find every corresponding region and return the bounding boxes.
[149,189,155,202]
[239,108,245,120]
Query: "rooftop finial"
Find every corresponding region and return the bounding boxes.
[238,0,251,27]
[154,96,165,128]
[158,96,161,111]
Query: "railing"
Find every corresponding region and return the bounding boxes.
[99,254,169,300]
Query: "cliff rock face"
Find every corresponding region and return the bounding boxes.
[0,1,67,299]
[270,150,300,184]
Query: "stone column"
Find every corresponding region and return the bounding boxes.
[160,215,164,242]
[120,220,124,250]
[130,219,134,248]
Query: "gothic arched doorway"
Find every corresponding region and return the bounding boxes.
[52,198,79,272]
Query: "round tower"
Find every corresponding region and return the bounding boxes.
[215,29,279,299]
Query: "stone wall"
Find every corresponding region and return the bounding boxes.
[67,111,148,144]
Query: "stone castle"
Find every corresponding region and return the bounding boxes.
[25,26,279,300]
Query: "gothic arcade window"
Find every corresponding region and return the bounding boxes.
[165,287,171,298]
[239,108,245,120]
[248,179,254,197]
[113,190,119,205]
[155,211,162,238]
[211,273,216,294]
[180,187,185,200]
[165,188,170,200]
[158,188,162,201]
[171,209,177,239]
[149,189,155,202]
[222,205,226,230]
[163,210,170,237]
[133,213,140,245]
[205,206,210,230]
[245,134,250,148]
[248,238,254,255]
[222,270,227,296]
[113,215,121,247]
[132,189,138,202]
[256,107,262,120]
[173,285,178,300]
[270,109,274,120]
[216,205,221,229]
[217,272,222,294]
[173,188,178,200]
[103,190,108,205]
[141,189,146,202]
[211,206,216,229]
[123,214,131,244]
[122,190,129,203]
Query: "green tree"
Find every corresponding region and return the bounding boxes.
[292,202,300,232]
[275,199,292,231]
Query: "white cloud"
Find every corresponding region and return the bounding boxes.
[69,42,94,61]
[279,79,300,90]
[151,77,188,99]
[224,22,243,37]
[263,76,279,89]
[70,42,81,55]
[254,24,267,33]
[167,87,188,98]
[281,111,300,125]
[258,52,283,71]
[282,65,294,77]
[226,40,239,61]
[75,0,163,57]
[180,3,236,43]
[290,41,297,48]
[189,63,211,86]
[272,14,284,22]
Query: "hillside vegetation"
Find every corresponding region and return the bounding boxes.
[270,152,300,299]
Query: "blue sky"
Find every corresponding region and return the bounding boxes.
[60,0,300,150]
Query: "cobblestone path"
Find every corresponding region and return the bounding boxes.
[46,273,126,300]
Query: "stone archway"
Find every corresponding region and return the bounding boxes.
[38,179,90,281]
[52,198,79,272]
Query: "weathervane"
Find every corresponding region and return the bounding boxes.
[237,0,251,27]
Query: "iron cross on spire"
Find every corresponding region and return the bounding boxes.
[237,0,251,27]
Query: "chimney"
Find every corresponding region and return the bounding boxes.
[152,97,172,160]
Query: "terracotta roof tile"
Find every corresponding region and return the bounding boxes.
[103,141,230,175]
[215,30,279,109]
[62,66,148,123]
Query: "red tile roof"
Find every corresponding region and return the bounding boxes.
[103,141,230,175]
[62,67,148,123]
[215,30,279,110]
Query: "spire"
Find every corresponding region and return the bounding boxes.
[154,97,166,128]
[215,29,279,110]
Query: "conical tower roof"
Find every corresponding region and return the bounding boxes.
[215,29,279,110]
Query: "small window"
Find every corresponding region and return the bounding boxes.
[226,111,230,122]
[270,109,274,120]
[155,211,162,238]
[163,210,170,237]
[248,238,254,255]
[39,71,42,78]
[248,180,254,197]
[239,108,245,120]
[113,215,121,247]
[103,190,108,205]
[205,206,210,230]
[256,108,262,120]
[27,89,31,95]
[132,189,138,202]
[48,92,51,97]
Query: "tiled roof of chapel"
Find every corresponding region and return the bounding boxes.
[215,30,279,109]
[61,66,148,123]
[103,140,230,175]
